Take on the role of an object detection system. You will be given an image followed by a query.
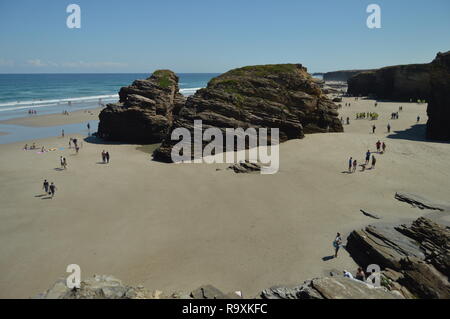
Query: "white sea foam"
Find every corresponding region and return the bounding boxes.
[180,87,202,96]
[0,94,119,112]
[0,94,119,108]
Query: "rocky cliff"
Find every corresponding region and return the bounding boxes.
[347,63,432,101]
[426,51,450,141]
[97,70,185,143]
[346,52,450,102]
[323,69,373,82]
[153,64,343,162]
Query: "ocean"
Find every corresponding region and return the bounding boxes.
[0,73,219,121]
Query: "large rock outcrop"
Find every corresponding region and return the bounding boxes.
[347,51,450,104]
[97,70,185,143]
[153,64,343,162]
[346,217,450,299]
[347,63,432,101]
[426,51,450,141]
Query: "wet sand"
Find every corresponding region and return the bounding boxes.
[0,108,102,127]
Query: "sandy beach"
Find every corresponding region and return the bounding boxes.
[0,97,449,299]
[0,108,101,127]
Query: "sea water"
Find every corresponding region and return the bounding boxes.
[0,73,219,144]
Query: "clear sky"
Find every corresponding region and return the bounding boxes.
[0,0,449,73]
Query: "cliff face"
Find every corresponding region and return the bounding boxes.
[97,70,185,143]
[323,69,373,82]
[427,51,450,141]
[347,63,432,101]
[153,64,343,162]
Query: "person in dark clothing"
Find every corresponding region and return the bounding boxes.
[49,183,57,198]
[43,179,49,194]
[105,151,110,164]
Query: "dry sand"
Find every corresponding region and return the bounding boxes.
[0,98,449,298]
[0,108,101,127]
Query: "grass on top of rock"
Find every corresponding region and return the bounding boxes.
[152,70,173,89]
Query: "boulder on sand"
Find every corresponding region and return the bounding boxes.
[97,70,185,143]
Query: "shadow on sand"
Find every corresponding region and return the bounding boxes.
[83,135,129,145]
[322,255,335,261]
[387,124,450,144]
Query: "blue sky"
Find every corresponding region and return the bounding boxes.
[0,0,449,73]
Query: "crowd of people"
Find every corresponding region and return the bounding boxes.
[356,112,379,120]
[347,140,386,173]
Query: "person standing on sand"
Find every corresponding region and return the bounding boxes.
[333,233,342,258]
[352,159,357,173]
[387,123,391,133]
[63,157,67,170]
[43,179,49,194]
[102,150,106,163]
[417,116,420,123]
[346,117,350,125]
[87,123,91,136]
[372,125,376,134]
[49,182,57,198]
[105,151,110,164]
[60,156,64,169]
[371,155,376,169]
[355,268,366,281]
[69,138,72,149]
[365,150,371,165]
[348,157,353,172]
[62,129,65,138]
[382,142,386,153]
[376,140,381,153]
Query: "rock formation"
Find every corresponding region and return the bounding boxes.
[323,69,373,82]
[261,277,403,299]
[426,51,450,141]
[153,64,343,162]
[347,51,450,104]
[347,63,432,101]
[346,217,450,299]
[97,70,185,143]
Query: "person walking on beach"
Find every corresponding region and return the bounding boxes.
[43,179,49,194]
[365,150,371,165]
[352,159,357,173]
[60,156,65,169]
[387,123,391,133]
[333,233,342,258]
[69,138,72,149]
[348,157,353,172]
[62,157,67,170]
[102,150,106,163]
[372,125,376,134]
[346,117,350,125]
[417,116,420,123]
[371,155,376,169]
[87,123,91,136]
[376,140,381,153]
[62,129,65,138]
[382,142,386,153]
[49,182,57,198]
[105,151,110,164]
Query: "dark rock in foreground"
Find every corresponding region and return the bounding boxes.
[347,217,450,299]
[153,64,343,162]
[97,70,185,143]
[261,277,403,299]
